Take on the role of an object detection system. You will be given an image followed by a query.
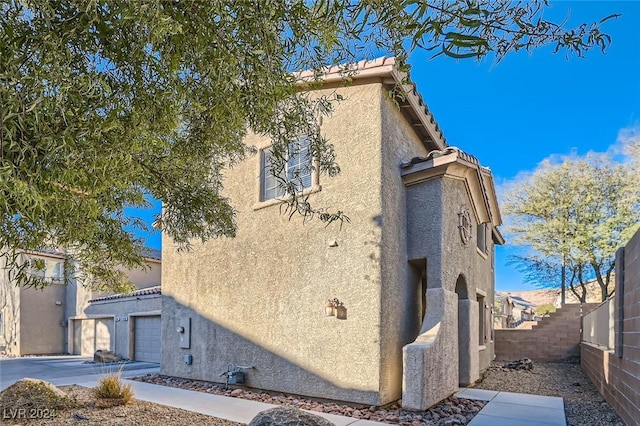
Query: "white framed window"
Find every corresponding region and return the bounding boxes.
[260,137,312,201]
[28,257,64,283]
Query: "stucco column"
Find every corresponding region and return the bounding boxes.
[402,287,458,410]
[458,299,479,386]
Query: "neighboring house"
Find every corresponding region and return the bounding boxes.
[161,57,503,410]
[495,293,537,328]
[509,295,537,322]
[0,249,161,362]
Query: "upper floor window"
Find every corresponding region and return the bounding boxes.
[477,222,489,255]
[29,257,64,283]
[261,137,312,201]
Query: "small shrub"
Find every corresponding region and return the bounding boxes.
[535,303,557,316]
[93,373,134,406]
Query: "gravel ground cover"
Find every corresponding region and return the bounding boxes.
[474,362,624,426]
[134,374,486,425]
[0,385,241,426]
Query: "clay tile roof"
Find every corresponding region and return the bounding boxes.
[297,57,447,151]
[89,285,161,303]
[141,248,161,261]
[400,146,480,169]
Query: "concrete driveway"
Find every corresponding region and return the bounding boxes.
[0,355,160,390]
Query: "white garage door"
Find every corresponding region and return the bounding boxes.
[73,318,114,356]
[134,316,161,363]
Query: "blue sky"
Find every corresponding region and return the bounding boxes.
[406,0,640,291]
[134,1,639,292]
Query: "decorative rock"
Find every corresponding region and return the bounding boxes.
[0,378,72,412]
[230,389,243,396]
[132,374,486,425]
[249,407,335,426]
[93,349,124,363]
[505,357,534,371]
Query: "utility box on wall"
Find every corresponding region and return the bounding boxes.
[177,317,191,349]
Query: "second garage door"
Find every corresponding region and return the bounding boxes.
[134,315,161,363]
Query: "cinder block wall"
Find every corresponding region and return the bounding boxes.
[495,303,598,362]
[581,228,640,426]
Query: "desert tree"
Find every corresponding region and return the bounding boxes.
[503,154,639,302]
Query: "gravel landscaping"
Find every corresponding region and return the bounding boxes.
[134,374,486,425]
[474,361,624,426]
[0,385,241,426]
[1,360,624,425]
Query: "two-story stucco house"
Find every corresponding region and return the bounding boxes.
[161,57,503,410]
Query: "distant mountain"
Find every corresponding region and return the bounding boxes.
[497,280,605,308]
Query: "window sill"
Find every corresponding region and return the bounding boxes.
[476,248,488,259]
[479,345,487,351]
[252,184,322,211]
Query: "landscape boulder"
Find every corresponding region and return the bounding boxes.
[94,349,124,363]
[249,407,335,426]
[505,358,534,371]
[0,378,72,412]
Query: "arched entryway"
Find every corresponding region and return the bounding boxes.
[455,274,476,386]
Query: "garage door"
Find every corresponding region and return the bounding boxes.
[73,318,114,356]
[134,315,161,363]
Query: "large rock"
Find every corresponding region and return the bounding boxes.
[94,349,124,363]
[249,407,335,426]
[505,358,534,371]
[0,378,72,411]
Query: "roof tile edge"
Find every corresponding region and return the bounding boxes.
[296,57,447,150]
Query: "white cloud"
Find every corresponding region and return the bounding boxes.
[616,124,640,164]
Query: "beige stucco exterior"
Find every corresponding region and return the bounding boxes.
[400,153,501,408]
[162,82,389,404]
[0,252,67,355]
[161,58,503,407]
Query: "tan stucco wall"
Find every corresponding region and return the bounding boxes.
[121,259,161,290]
[19,284,66,354]
[402,171,497,408]
[439,177,495,372]
[162,82,388,405]
[379,94,430,402]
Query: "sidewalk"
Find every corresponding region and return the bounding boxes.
[456,388,566,426]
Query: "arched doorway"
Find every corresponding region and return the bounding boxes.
[407,258,427,342]
[455,274,472,386]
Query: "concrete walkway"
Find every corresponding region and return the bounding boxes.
[456,388,566,426]
[55,374,391,426]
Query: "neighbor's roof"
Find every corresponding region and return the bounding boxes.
[297,57,447,152]
[23,248,66,259]
[141,248,161,261]
[89,285,161,303]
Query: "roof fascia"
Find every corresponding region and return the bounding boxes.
[296,57,447,151]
